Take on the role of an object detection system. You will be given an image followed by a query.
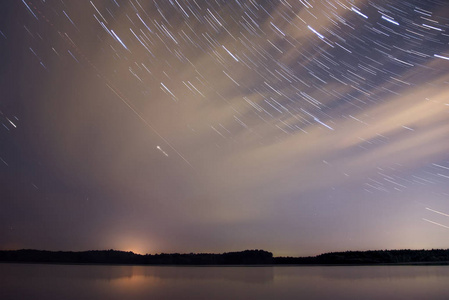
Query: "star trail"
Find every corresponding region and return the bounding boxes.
[0,0,448,256]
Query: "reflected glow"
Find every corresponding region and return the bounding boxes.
[2,264,449,300]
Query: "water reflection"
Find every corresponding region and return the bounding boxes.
[124,266,274,283]
[1,264,449,300]
[1,264,274,282]
[275,265,449,280]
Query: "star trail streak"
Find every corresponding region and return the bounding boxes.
[0,0,448,256]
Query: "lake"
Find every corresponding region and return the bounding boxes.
[1,263,449,299]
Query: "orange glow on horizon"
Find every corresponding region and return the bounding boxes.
[111,235,153,255]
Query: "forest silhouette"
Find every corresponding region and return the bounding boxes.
[1,248,449,265]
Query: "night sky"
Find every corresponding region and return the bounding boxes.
[1,0,448,256]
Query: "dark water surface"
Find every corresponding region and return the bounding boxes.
[1,263,449,299]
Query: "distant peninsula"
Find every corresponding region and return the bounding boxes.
[1,249,449,265]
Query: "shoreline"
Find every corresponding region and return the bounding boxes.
[2,248,449,266]
[1,261,449,267]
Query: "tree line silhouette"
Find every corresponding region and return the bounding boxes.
[275,249,449,265]
[1,248,448,265]
[0,249,273,265]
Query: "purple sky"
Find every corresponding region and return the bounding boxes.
[1,0,449,256]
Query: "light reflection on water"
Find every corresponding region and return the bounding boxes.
[1,264,449,299]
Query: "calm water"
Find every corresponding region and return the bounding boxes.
[1,263,449,299]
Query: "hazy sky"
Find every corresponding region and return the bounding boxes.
[1,0,448,256]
